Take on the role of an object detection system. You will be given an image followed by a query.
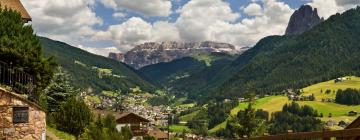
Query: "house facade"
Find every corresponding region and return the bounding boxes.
[0,87,46,140]
[116,112,150,139]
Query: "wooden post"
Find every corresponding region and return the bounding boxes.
[323,128,331,140]
[286,130,293,140]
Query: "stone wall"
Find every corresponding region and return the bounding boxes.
[0,89,46,140]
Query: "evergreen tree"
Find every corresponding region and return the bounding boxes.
[45,68,77,112]
[54,96,92,139]
[0,7,56,101]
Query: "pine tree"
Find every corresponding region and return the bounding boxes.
[0,7,56,101]
[45,68,77,112]
[54,96,92,139]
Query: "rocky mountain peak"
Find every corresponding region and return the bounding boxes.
[285,5,324,35]
[108,41,240,69]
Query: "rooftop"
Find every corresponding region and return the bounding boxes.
[0,0,31,21]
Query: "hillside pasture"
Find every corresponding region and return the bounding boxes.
[302,76,360,101]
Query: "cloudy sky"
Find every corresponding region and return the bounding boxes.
[22,0,360,56]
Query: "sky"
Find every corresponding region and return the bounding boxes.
[22,0,360,56]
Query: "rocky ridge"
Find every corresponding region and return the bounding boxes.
[109,41,240,69]
[285,5,324,35]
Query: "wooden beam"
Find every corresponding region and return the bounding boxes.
[239,128,360,140]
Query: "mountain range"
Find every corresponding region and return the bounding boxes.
[108,41,242,69]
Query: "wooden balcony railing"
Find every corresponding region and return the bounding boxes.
[238,128,360,140]
[0,61,35,95]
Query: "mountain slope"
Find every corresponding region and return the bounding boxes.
[211,7,360,100]
[139,53,235,96]
[39,37,156,93]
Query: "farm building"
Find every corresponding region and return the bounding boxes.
[0,87,46,140]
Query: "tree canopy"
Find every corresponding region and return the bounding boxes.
[0,7,56,101]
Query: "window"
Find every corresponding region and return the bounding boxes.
[13,107,29,123]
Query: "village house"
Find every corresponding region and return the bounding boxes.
[116,112,151,139]
[0,88,46,140]
[348,111,358,116]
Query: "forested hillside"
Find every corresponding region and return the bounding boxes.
[39,37,156,93]
[140,53,234,97]
[210,7,360,100]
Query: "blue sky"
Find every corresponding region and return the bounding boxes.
[22,0,359,56]
[93,0,306,30]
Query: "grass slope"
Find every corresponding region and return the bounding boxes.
[39,37,156,93]
[179,110,200,122]
[209,93,360,133]
[302,76,360,101]
[47,126,76,140]
[170,125,192,133]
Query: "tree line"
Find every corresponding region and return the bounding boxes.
[216,101,322,138]
[335,88,360,105]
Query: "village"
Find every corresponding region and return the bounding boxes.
[80,87,214,140]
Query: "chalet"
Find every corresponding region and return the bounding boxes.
[348,111,358,116]
[326,120,337,127]
[116,112,150,138]
[0,87,46,140]
[0,0,31,22]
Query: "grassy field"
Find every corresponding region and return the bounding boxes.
[302,76,360,101]
[179,110,200,122]
[177,103,195,108]
[210,95,360,133]
[170,125,192,133]
[230,96,290,116]
[47,126,76,140]
[209,96,290,133]
[192,54,216,66]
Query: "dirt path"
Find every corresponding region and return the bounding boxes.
[46,130,61,140]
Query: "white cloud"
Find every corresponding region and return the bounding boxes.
[173,0,293,49]
[97,0,294,52]
[308,0,360,19]
[335,0,360,6]
[244,3,263,16]
[113,12,127,18]
[22,0,102,45]
[23,0,360,56]
[94,17,180,52]
[78,45,119,56]
[100,0,172,17]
